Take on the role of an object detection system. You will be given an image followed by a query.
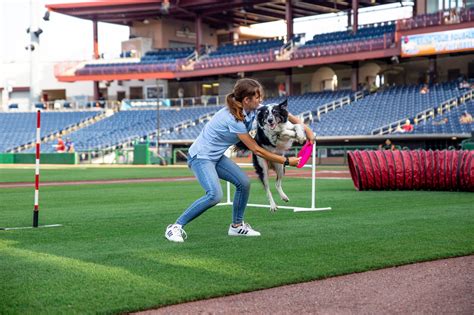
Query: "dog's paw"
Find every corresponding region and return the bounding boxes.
[269,202,278,212]
[296,136,306,144]
[295,125,306,143]
[279,193,289,202]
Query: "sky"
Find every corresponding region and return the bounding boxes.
[0,0,130,64]
[0,0,414,64]
[0,0,413,92]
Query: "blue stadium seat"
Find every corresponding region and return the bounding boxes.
[0,111,102,152]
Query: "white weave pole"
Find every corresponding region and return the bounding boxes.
[217,140,332,212]
[0,110,62,231]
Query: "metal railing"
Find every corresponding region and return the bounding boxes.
[316,96,351,119]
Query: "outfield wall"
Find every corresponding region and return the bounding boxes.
[0,153,77,164]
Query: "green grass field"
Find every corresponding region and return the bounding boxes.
[1,167,473,314]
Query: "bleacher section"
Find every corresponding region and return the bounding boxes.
[0,111,102,152]
[312,82,467,136]
[3,84,471,153]
[72,25,395,75]
[293,23,395,59]
[194,38,283,70]
[413,100,474,134]
[76,48,194,75]
[31,106,220,152]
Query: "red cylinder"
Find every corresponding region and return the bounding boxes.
[347,149,473,192]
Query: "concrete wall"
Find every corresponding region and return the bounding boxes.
[130,18,217,49]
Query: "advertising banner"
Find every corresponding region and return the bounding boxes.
[401,28,474,57]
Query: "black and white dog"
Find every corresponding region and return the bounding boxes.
[237,99,306,212]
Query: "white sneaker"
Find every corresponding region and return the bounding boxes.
[228,222,261,237]
[165,224,187,242]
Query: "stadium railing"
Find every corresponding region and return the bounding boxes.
[397,7,474,31]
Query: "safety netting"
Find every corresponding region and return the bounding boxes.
[347,150,474,192]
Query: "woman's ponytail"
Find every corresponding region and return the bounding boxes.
[226,93,245,122]
[226,78,263,122]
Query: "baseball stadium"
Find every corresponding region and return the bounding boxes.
[0,0,473,313]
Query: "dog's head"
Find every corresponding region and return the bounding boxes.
[257,99,288,130]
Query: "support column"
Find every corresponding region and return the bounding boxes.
[347,6,351,29]
[352,0,358,34]
[195,15,202,53]
[92,20,100,101]
[428,56,437,84]
[285,0,293,41]
[351,61,359,92]
[285,68,293,96]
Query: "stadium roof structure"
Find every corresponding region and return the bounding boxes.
[46,0,402,28]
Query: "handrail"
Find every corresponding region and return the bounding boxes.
[354,90,365,101]
[316,96,351,119]
[298,111,313,123]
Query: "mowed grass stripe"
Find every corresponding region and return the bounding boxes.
[0,165,347,183]
[0,167,195,183]
[0,178,473,314]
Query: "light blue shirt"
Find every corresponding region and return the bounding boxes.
[189,106,257,161]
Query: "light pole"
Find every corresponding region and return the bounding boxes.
[26,1,49,111]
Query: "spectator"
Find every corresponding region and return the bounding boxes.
[97,93,106,108]
[177,87,185,106]
[433,118,448,126]
[278,83,286,97]
[459,80,470,89]
[420,84,429,94]
[177,87,184,99]
[65,138,75,153]
[54,137,66,153]
[369,82,378,93]
[401,119,414,132]
[459,111,473,124]
[379,139,395,150]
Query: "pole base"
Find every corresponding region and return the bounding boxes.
[0,224,63,231]
[217,202,332,212]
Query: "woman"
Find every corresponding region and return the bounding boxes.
[165,78,314,242]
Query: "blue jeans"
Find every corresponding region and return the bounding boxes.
[176,155,251,226]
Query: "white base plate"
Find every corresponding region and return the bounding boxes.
[0,224,63,231]
[217,202,331,212]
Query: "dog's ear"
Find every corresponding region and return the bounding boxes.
[278,99,288,111]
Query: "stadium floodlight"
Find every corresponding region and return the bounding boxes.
[43,10,50,21]
[33,28,43,38]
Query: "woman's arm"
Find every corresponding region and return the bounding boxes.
[288,113,315,144]
[237,133,301,166]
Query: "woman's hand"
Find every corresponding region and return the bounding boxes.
[305,126,315,144]
[288,156,301,167]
